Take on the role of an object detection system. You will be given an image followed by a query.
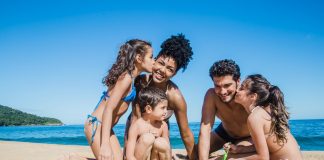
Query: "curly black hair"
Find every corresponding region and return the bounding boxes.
[209,59,241,81]
[156,34,193,72]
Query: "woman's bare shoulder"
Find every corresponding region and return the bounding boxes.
[167,81,182,99]
[248,107,270,126]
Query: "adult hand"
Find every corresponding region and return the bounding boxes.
[99,144,113,160]
[224,142,239,154]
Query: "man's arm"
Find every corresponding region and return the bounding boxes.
[198,89,217,160]
[228,143,256,154]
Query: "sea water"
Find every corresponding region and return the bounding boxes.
[1,119,323,150]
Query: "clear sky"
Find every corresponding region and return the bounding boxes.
[1,0,323,124]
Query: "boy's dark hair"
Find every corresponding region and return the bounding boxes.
[209,59,241,81]
[138,87,167,113]
[157,33,193,72]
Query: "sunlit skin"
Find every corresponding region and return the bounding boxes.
[125,55,196,159]
[198,75,254,160]
[229,81,302,160]
[148,100,168,121]
[151,56,177,85]
[213,75,239,103]
[84,46,154,160]
[126,100,171,160]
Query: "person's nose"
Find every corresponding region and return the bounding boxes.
[160,66,166,74]
[220,87,227,95]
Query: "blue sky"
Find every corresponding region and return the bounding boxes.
[1,0,323,124]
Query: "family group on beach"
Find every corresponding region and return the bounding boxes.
[84,34,302,160]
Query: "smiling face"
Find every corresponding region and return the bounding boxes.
[152,56,177,83]
[213,75,239,103]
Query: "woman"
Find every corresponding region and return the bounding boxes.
[231,74,302,160]
[125,34,196,159]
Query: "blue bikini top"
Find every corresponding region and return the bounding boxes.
[106,82,136,103]
[93,80,136,111]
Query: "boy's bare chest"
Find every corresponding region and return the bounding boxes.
[138,124,163,138]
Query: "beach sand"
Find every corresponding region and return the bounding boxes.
[0,140,323,160]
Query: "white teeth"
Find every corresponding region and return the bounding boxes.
[155,71,164,79]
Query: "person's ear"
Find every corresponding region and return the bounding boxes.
[250,93,258,101]
[135,54,143,63]
[234,78,241,90]
[145,105,152,113]
[237,78,241,86]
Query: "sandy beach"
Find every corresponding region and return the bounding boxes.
[0,140,323,160]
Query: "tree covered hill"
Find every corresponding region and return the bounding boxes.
[0,104,63,126]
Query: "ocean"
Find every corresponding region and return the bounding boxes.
[0,119,323,150]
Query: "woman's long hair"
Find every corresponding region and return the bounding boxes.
[102,39,151,88]
[245,74,290,145]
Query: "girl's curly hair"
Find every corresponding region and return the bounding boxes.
[103,39,151,87]
[157,34,193,72]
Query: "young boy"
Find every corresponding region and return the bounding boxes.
[126,87,171,160]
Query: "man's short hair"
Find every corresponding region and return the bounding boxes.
[209,59,241,81]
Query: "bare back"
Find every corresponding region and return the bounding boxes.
[252,107,302,159]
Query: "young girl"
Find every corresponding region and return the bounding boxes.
[231,74,302,160]
[126,87,171,160]
[125,34,196,159]
[84,39,154,160]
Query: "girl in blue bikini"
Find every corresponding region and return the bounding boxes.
[84,39,154,160]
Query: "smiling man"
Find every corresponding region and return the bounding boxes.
[198,59,255,159]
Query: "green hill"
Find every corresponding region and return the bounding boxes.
[0,104,63,126]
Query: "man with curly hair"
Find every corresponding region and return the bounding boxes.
[198,59,256,159]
